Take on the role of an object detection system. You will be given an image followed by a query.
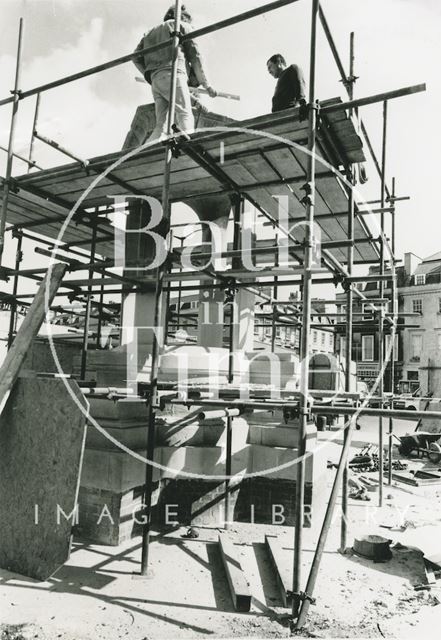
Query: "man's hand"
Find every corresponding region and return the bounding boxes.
[191,94,209,113]
[205,86,217,98]
[299,99,309,122]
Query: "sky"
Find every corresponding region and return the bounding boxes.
[0,0,440,282]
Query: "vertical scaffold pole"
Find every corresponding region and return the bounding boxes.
[80,221,97,380]
[95,282,105,348]
[292,0,319,620]
[176,235,184,331]
[225,196,242,528]
[341,31,356,552]
[28,93,41,173]
[140,0,182,576]
[0,18,24,264]
[164,230,174,345]
[271,222,279,353]
[7,231,23,349]
[388,176,396,485]
[378,100,388,506]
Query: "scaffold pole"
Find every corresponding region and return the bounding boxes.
[341,29,356,553]
[0,18,24,264]
[292,0,319,622]
[140,0,182,577]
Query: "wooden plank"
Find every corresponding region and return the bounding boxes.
[0,262,66,417]
[265,535,292,608]
[13,98,363,192]
[0,377,88,580]
[41,159,210,200]
[4,105,370,258]
[424,559,437,585]
[264,146,305,179]
[218,534,251,612]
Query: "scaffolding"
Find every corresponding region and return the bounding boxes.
[0,0,432,630]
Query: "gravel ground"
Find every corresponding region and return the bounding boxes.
[1,420,441,639]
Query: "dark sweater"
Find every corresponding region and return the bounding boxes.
[271,64,306,112]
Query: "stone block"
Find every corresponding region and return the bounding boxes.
[80,447,160,492]
[77,485,152,546]
[159,446,224,479]
[155,478,242,527]
[86,423,148,451]
[88,396,148,421]
[0,378,87,580]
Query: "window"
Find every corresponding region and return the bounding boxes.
[313,330,317,343]
[362,335,374,362]
[415,274,426,285]
[362,303,372,320]
[410,334,422,361]
[361,369,377,379]
[412,299,423,314]
[340,336,346,356]
[329,334,333,348]
[438,298,441,314]
[321,333,326,346]
[385,334,399,362]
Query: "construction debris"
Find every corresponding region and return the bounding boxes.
[353,535,393,562]
[392,469,441,486]
[349,445,408,472]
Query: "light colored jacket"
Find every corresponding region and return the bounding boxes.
[133,20,208,87]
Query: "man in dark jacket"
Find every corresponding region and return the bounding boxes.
[134,4,217,141]
[267,53,306,113]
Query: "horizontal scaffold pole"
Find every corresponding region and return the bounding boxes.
[33,130,89,167]
[322,83,426,113]
[166,398,441,422]
[0,143,42,170]
[0,0,300,107]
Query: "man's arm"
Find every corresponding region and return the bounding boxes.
[133,35,147,75]
[181,24,216,96]
[294,64,307,102]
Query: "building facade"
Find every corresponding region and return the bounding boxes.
[336,251,441,394]
[169,293,335,356]
[399,251,441,395]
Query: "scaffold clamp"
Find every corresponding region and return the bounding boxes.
[5,177,20,194]
[223,277,238,304]
[292,591,316,605]
[283,404,300,423]
[333,273,345,287]
[300,181,314,207]
[342,279,352,293]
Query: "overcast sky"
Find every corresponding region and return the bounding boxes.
[0,0,440,270]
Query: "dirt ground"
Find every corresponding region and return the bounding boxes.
[1,421,441,640]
